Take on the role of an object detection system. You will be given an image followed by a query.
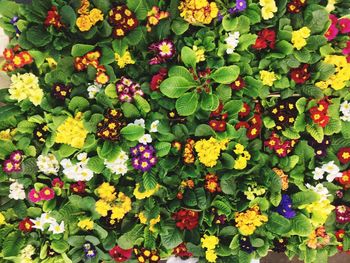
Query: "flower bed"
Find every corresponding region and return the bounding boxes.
[0,0,350,263]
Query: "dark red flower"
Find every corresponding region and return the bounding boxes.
[70,181,86,195]
[290,64,311,84]
[252,29,276,50]
[246,125,260,140]
[52,178,64,188]
[173,209,199,230]
[19,217,34,232]
[287,0,306,14]
[337,147,350,164]
[235,121,249,130]
[173,243,193,258]
[239,103,250,119]
[209,120,226,132]
[109,246,132,262]
[230,76,245,91]
[150,68,167,91]
[44,6,63,28]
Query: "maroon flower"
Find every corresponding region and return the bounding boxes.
[230,76,245,91]
[109,246,132,262]
[337,147,350,164]
[173,243,193,258]
[52,178,64,188]
[290,64,311,84]
[70,181,86,195]
[252,29,276,50]
[150,68,168,91]
[19,217,34,232]
[172,209,199,230]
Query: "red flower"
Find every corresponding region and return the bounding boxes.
[12,54,25,68]
[230,76,245,91]
[239,103,250,118]
[246,125,260,140]
[337,170,350,189]
[210,102,224,117]
[52,178,64,188]
[235,121,249,130]
[264,133,280,150]
[249,114,262,126]
[205,174,221,193]
[252,29,276,50]
[20,51,33,65]
[3,48,14,60]
[309,104,330,128]
[109,246,133,262]
[173,243,193,258]
[19,217,34,232]
[39,187,55,201]
[290,64,311,84]
[44,6,63,28]
[150,68,167,91]
[337,147,350,164]
[71,181,86,195]
[209,120,226,132]
[173,209,199,230]
[335,229,346,241]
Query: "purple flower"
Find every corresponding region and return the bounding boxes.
[217,12,224,22]
[149,157,157,166]
[228,7,237,15]
[83,242,97,258]
[132,158,140,170]
[9,150,23,163]
[10,16,19,25]
[276,194,296,219]
[2,159,15,173]
[137,144,147,153]
[141,150,153,160]
[130,146,139,157]
[139,158,152,172]
[236,0,247,11]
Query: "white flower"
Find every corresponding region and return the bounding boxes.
[225,32,240,54]
[37,154,59,175]
[306,183,330,201]
[30,218,45,231]
[139,134,152,145]
[150,120,160,133]
[20,245,35,261]
[118,150,129,162]
[340,101,350,122]
[77,152,88,163]
[48,221,65,234]
[133,118,146,128]
[60,159,73,169]
[105,151,129,175]
[322,161,340,175]
[9,180,26,200]
[87,82,102,99]
[61,156,94,181]
[326,171,342,182]
[166,256,198,263]
[312,167,325,180]
[40,213,57,225]
[76,166,94,181]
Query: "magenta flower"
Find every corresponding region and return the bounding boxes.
[9,150,23,163]
[39,187,55,201]
[329,14,338,25]
[338,18,350,34]
[28,189,41,203]
[325,24,339,41]
[52,178,64,188]
[343,41,350,55]
[2,159,15,173]
[149,39,175,65]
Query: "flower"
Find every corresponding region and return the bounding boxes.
[149,39,176,65]
[146,6,169,32]
[55,113,88,148]
[201,235,219,250]
[291,27,311,50]
[150,68,168,91]
[205,174,221,193]
[235,206,268,235]
[70,181,86,195]
[109,246,133,262]
[78,218,94,230]
[97,109,127,141]
[133,183,159,200]
[109,5,138,38]
[28,189,41,203]
[131,144,157,172]
[19,217,34,232]
[150,120,159,132]
[240,237,256,254]
[105,150,129,175]
[290,64,311,84]
[9,73,43,106]
[260,70,277,86]
[115,51,135,68]
[97,182,116,202]
[252,28,276,50]
[337,147,350,164]
[0,212,5,225]
[37,154,59,175]
[84,242,97,258]
[61,154,94,182]
[48,221,65,234]
[225,32,240,54]
[287,0,306,13]
[338,18,350,34]
[230,76,246,91]
[9,180,26,200]
[179,0,218,25]
[76,15,93,31]
[173,209,199,230]
[44,6,63,28]
[39,187,55,201]
[195,137,228,167]
[259,0,278,20]
[173,243,193,258]
[205,249,217,263]
[116,77,144,102]
[87,82,102,98]
[52,83,72,100]
[138,212,161,232]
[276,194,296,219]
[236,0,247,11]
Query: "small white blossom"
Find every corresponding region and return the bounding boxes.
[40,213,57,225]
[225,31,240,54]
[139,134,152,145]
[9,180,26,200]
[61,153,94,181]
[306,183,330,201]
[48,221,65,234]
[150,120,160,133]
[340,101,350,122]
[87,82,102,99]
[133,118,146,128]
[30,218,44,231]
[312,167,325,180]
[322,161,341,175]
[37,154,59,175]
[105,150,129,175]
[20,245,35,262]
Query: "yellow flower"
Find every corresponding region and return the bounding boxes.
[0,212,5,225]
[201,235,219,250]
[205,249,217,263]
[95,199,111,217]
[179,0,218,25]
[9,73,43,106]
[304,199,334,227]
[195,137,228,167]
[234,143,245,154]
[133,183,159,200]
[76,15,93,31]
[234,155,247,170]
[97,182,116,202]
[77,218,94,230]
[193,45,206,62]
[260,70,277,86]
[0,129,15,141]
[326,0,336,12]
[115,51,135,68]
[235,206,268,235]
[55,112,88,149]
[89,8,104,24]
[110,192,132,220]
[46,57,57,69]
[291,27,311,50]
[138,212,161,232]
[259,0,277,20]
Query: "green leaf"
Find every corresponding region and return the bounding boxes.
[143,172,157,190]
[224,100,243,115]
[175,92,199,116]
[291,214,313,237]
[201,93,219,111]
[212,199,231,215]
[160,226,183,249]
[222,15,238,31]
[291,190,320,207]
[195,124,215,137]
[2,231,25,257]
[168,66,194,82]
[306,124,324,143]
[134,94,151,114]
[216,84,232,103]
[71,44,95,57]
[181,46,197,69]
[324,118,341,136]
[155,142,171,157]
[68,96,89,112]
[276,40,294,55]
[237,34,257,51]
[60,5,76,28]
[211,66,240,84]
[26,26,53,47]
[120,125,145,141]
[171,18,189,35]
[51,240,70,253]
[118,224,144,249]
[121,102,140,118]
[126,0,148,19]
[160,76,196,98]
[105,83,117,98]
[266,212,291,235]
[87,156,105,173]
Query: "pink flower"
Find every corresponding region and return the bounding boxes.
[2,159,15,173]
[9,150,23,163]
[325,24,339,41]
[343,41,350,55]
[338,18,350,34]
[329,14,338,25]
[28,189,41,203]
[39,187,55,201]
[52,178,64,188]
